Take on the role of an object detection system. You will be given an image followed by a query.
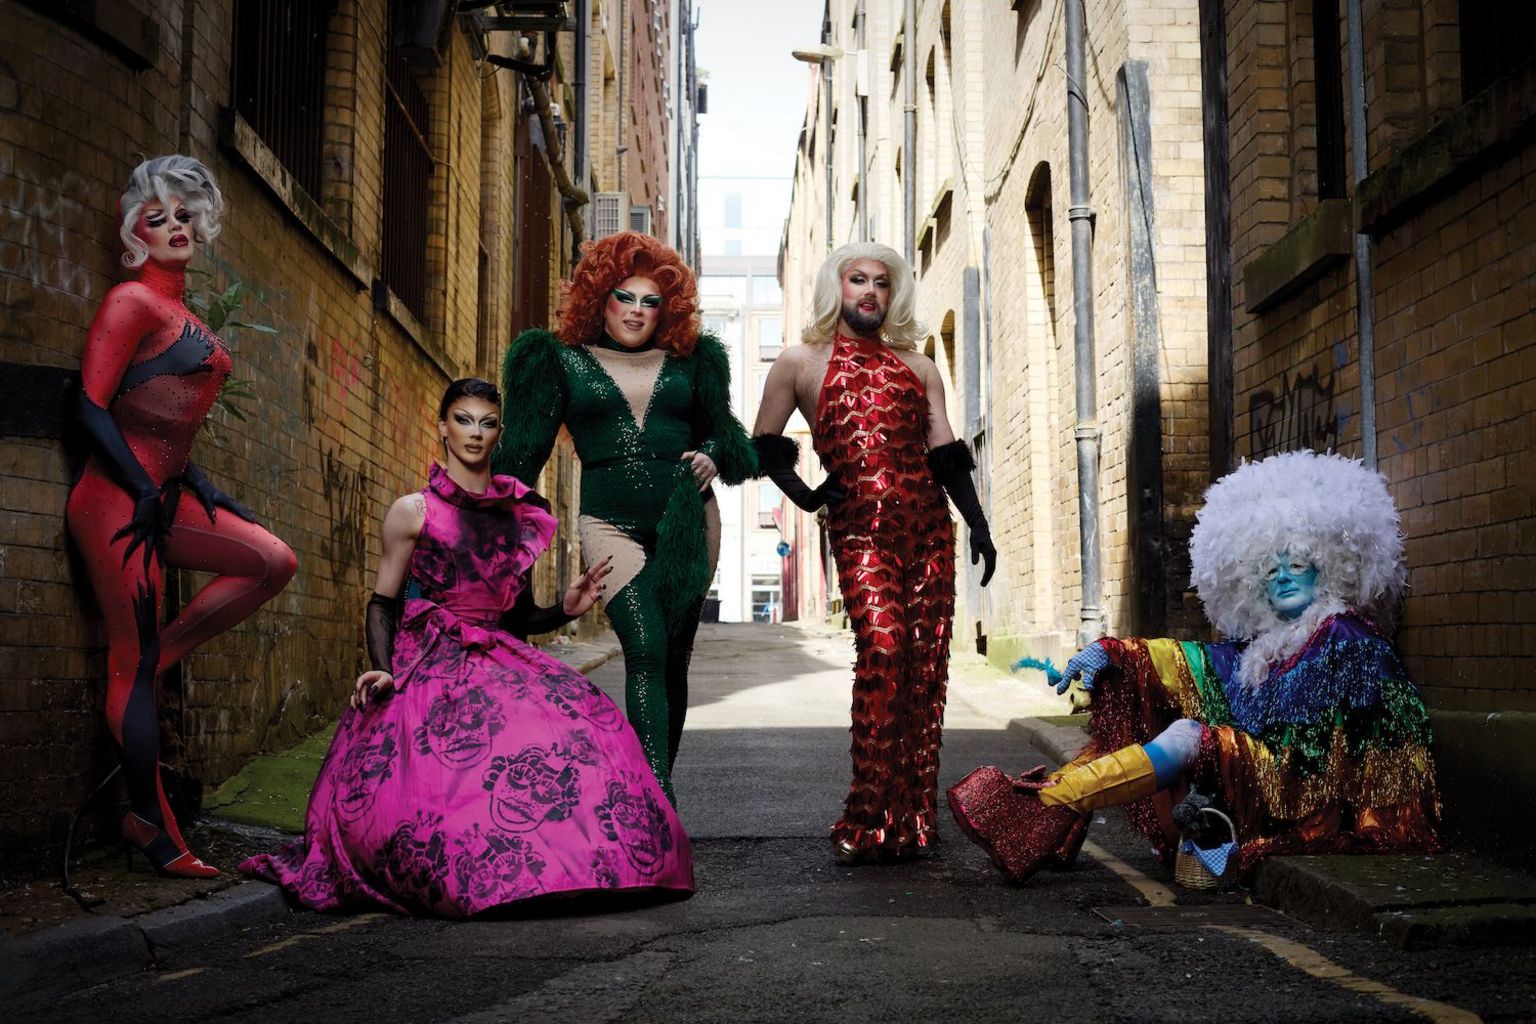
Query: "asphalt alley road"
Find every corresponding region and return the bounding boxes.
[20,623,1530,1024]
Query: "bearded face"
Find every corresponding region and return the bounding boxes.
[838,258,891,336]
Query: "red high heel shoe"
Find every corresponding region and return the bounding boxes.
[122,812,220,879]
[946,766,1084,883]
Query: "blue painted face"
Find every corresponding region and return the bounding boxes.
[1264,550,1319,620]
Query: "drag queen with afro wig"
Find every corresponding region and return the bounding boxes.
[496,232,755,800]
[949,450,1440,883]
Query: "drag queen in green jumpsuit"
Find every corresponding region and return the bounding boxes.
[496,232,755,799]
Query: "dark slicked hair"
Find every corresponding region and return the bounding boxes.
[438,377,501,418]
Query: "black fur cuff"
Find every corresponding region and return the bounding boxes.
[926,439,976,481]
[752,433,800,471]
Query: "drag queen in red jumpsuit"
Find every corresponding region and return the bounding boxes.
[67,155,297,877]
[753,243,996,863]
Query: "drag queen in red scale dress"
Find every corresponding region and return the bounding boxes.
[68,155,297,877]
[753,243,997,864]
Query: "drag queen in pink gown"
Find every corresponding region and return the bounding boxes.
[243,378,694,915]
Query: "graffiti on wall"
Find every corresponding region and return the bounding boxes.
[1248,366,1340,458]
[322,447,370,582]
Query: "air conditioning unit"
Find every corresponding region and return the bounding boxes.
[592,192,630,238]
[630,204,654,235]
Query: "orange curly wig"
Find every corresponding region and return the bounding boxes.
[555,231,701,356]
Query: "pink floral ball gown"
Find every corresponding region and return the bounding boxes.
[242,465,694,915]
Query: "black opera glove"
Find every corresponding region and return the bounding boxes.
[77,387,174,571]
[365,592,402,673]
[182,461,259,524]
[752,433,846,513]
[928,440,997,587]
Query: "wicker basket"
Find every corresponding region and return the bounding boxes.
[1172,807,1238,890]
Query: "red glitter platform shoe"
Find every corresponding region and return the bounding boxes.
[946,766,1084,884]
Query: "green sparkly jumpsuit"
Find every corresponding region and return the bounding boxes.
[496,329,756,797]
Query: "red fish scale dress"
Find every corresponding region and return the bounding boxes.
[814,333,956,860]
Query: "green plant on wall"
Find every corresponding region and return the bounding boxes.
[186,274,277,445]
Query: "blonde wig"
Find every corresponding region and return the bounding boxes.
[800,242,925,350]
[1188,450,1408,689]
[119,155,224,268]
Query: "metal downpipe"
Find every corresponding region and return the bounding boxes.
[1345,0,1377,468]
[1065,0,1103,645]
[903,0,916,263]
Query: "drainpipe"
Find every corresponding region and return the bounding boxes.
[1345,0,1377,468]
[856,0,868,242]
[903,0,916,263]
[823,11,835,249]
[617,0,626,194]
[508,35,589,246]
[575,0,589,233]
[1065,0,1104,645]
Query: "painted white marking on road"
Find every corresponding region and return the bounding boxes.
[243,912,389,958]
[1210,926,1484,1024]
[156,968,207,983]
[1082,842,1484,1023]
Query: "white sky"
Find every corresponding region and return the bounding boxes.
[695,0,827,183]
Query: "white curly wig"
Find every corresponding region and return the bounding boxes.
[118,155,224,268]
[1189,450,1407,688]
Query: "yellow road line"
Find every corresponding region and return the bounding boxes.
[244,912,389,958]
[1081,842,1483,1023]
[1209,926,1484,1024]
[1081,840,1177,907]
[156,968,207,983]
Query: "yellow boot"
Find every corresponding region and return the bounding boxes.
[1038,744,1159,814]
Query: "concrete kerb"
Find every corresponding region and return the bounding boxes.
[1007,714,1536,949]
[0,883,289,1003]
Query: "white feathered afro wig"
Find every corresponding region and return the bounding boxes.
[1189,450,1406,646]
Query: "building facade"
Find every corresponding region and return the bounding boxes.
[779,0,1213,661]
[0,0,691,863]
[1208,0,1535,855]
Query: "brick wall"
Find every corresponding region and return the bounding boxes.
[0,0,590,863]
[1223,0,1536,714]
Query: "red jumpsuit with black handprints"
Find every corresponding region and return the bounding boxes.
[814,332,956,860]
[67,259,296,873]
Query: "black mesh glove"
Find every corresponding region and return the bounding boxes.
[365,592,402,673]
[182,461,258,524]
[499,571,577,640]
[752,433,845,513]
[77,387,173,571]
[927,440,996,586]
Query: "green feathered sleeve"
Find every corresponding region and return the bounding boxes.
[495,329,568,486]
[689,332,757,485]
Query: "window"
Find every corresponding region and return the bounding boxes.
[724,192,743,228]
[751,572,781,622]
[381,0,434,322]
[231,0,336,199]
[757,483,779,528]
[723,239,742,255]
[1312,0,1346,199]
[751,275,783,306]
[698,276,747,305]
[1459,0,1536,99]
[757,316,783,359]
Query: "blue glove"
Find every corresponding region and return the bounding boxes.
[1058,642,1110,694]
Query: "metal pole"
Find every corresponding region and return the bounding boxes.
[903,0,916,263]
[1065,0,1103,645]
[1345,0,1377,468]
[856,0,868,242]
[824,53,834,249]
